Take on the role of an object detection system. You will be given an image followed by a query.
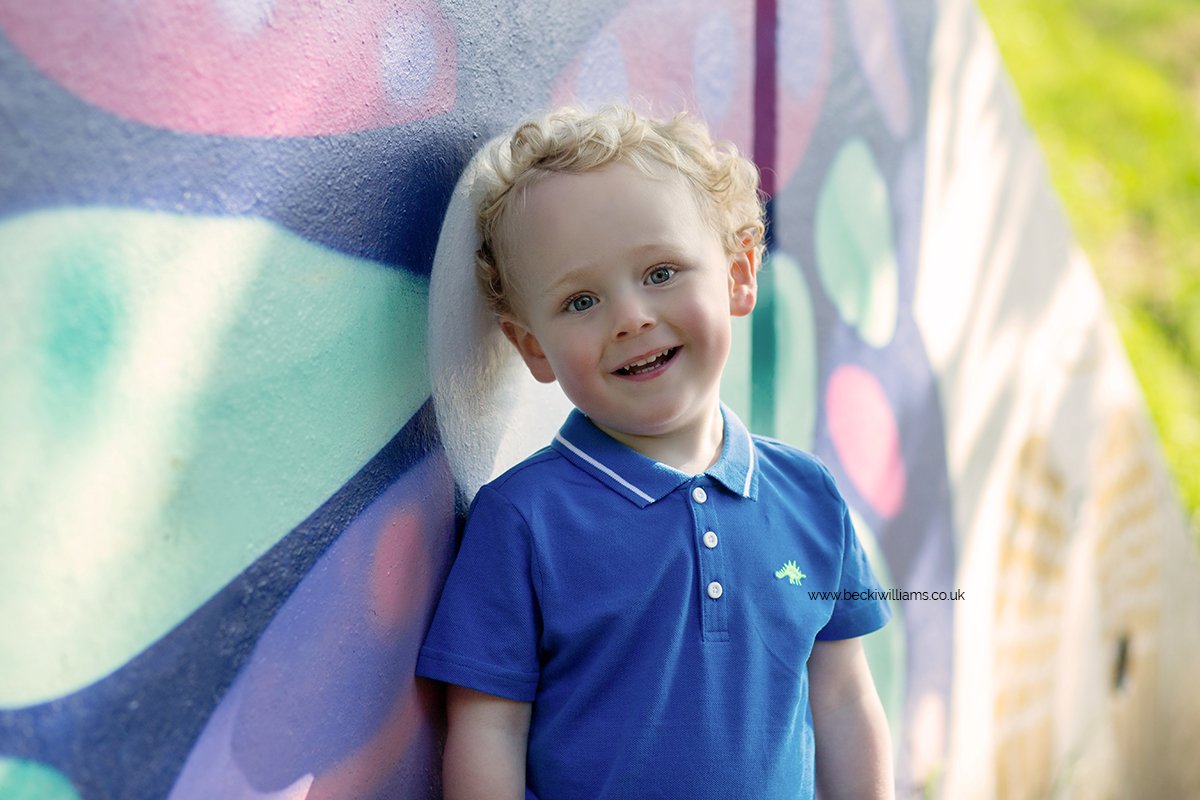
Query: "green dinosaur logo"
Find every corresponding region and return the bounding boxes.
[775,560,807,586]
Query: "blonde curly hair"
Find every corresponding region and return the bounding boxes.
[474,105,766,318]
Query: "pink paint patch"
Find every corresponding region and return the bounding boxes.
[368,506,431,634]
[827,365,905,518]
[0,0,455,136]
[550,0,753,152]
[368,449,454,635]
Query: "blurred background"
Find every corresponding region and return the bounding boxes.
[2,1,1198,796]
[977,0,1200,537]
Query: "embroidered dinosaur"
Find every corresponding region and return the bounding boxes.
[775,560,806,586]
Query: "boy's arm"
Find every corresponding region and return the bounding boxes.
[443,684,532,800]
[808,637,895,800]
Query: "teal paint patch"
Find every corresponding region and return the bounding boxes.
[727,252,815,446]
[720,313,753,427]
[0,758,82,800]
[39,250,124,425]
[750,256,778,436]
[815,138,899,348]
[769,253,816,451]
[0,209,430,707]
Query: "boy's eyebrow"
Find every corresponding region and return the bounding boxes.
[541,241,688,298]
[543,262,594,298]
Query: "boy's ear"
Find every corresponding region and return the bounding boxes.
[500,316,558,384]
[728,240,758,318]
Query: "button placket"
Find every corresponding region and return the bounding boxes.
[690,479,728,641]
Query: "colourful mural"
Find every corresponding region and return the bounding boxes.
[2,1,1198,799]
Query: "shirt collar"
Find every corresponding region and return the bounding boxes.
[550,404,759,508]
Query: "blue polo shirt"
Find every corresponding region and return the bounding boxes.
[417,405,890,799]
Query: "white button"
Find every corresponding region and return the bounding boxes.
[707,581,723,600]
[702,531,718,549]
[692,486,708,503]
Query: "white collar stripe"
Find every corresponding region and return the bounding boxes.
[743,436,755,497]
[555,433,655,503]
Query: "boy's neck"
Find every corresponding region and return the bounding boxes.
[593,403,725,476]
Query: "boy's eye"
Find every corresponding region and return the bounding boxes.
[647,266,676,285]
[566,294,596,313]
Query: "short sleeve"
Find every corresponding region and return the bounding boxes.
[815,504,892,641]
[416,485,542,701]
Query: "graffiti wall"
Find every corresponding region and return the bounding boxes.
[1,0,1197,798]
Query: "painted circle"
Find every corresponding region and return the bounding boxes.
[769,252,818,451]
[0,759,81,800]
[815,138,899,348]
[827,365,905,518]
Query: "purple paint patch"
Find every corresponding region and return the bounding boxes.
[574,31,630,109]
[753,0,778,197]
[549,0,755,152]
[845,0,912,138]
[692,9,738,128]
[774,0,834,187]
[169,452,454,798]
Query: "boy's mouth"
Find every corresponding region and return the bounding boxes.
[613,347,679,376]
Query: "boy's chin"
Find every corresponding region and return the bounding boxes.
[589,404,719,440]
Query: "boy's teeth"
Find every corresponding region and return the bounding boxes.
[629,350,668,368]
[619,348,675,374]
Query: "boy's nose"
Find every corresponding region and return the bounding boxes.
[611,295,655,339]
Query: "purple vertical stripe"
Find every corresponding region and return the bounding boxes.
[753,0,778,200]
[750,0,778,431]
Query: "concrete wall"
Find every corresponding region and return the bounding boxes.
[1,1,1197,798]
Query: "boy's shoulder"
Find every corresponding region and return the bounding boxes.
[749,433,843,503]
[474,445,574,504]
[486,443,559,480]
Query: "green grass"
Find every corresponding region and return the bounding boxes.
[977,0,1200,533]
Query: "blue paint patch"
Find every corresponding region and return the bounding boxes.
[0,35,463,277]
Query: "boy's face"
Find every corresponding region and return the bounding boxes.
[498,161,757,445]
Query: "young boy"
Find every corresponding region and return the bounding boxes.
[417,105,895,799]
